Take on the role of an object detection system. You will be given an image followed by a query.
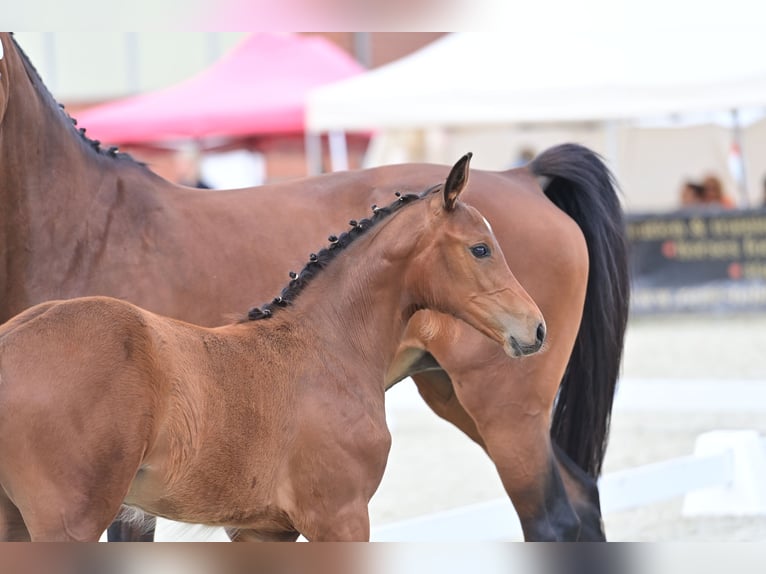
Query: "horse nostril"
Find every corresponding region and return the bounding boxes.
[536,323,546,346]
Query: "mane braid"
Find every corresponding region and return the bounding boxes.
[10,35,143,166]
[243,187,439,322]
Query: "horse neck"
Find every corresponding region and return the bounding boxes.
[270,209,426,387]
[0,39,166,319]
[0,49,123,214]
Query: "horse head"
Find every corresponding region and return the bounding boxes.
[405,153,547,358]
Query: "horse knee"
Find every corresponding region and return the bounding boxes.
[303,505,370,542]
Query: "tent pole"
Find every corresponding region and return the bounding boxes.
[603,120,620,179]
[730,108,750,207]
[352,33,372,67]
[328,131,349,172]
[305,131,323,176]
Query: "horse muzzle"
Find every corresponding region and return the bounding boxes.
[506,321,546,358]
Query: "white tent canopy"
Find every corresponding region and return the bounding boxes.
[307,29,766,132]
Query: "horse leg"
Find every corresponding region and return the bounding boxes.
[0,416,149,541]
[0,450,126,541]
[553,443,605,540]
[410,369,571,538]
[12,488,120,542]
[3,474,120,541]
[107,516,155,542]
[408,317,584,541]
[410,369,486,448]
[227,527,301,542]
[0,489,30,541]
[286,408,390,542]
[411,370,604,540]
[465,396,581,541]
[301,503,372,542]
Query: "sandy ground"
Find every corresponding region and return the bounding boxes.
[366,313,766,541]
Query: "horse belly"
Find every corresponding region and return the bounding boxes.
[124,448,290,532]
[125,479,291,533]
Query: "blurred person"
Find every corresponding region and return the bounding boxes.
[175,143,212,189]
[679,180,705,208]
[509,146,536,168]
[701,174,735,209]
[125,144,212,189]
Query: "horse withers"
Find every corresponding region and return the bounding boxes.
[0,156,546,542]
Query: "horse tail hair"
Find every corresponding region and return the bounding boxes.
[529,143,630,478]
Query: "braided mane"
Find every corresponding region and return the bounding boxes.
[244,186,440,322]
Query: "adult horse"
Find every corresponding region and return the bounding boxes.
[0,33,629,541]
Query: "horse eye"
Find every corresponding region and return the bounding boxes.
[470,243,491,258]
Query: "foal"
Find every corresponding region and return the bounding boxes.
[0,156,545,542]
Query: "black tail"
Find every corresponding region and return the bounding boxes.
[529,143,630,478]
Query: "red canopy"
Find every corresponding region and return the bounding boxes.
[75,33,364,145]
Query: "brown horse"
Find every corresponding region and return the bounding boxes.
[0,160,547,542]
[0,33,629,541]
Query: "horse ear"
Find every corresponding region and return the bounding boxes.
[443,152,472,212]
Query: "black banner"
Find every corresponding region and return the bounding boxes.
[628,208,766,314]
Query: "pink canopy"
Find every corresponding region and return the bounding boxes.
[75,33,364,145]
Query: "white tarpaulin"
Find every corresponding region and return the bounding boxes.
[307,25,766,132]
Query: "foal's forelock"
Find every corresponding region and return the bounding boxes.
[244,187,441,322]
